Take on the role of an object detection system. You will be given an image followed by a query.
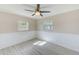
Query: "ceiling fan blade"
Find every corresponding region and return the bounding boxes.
[40,14,43,16]
[24,9,34,12]
[40,11,50,13]
[32,14,35,16]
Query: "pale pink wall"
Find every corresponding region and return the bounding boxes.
[1,9,79,34]
[0,12,36,33]
[37,9,79,34]
[53,9,79,34]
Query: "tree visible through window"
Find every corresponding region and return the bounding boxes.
[17,20,29,31]
[43,20,53,31]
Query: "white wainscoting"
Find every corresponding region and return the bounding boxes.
[1,31,79,52]
[37,31,79,52]
[0,31,36,49]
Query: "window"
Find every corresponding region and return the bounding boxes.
[43,20,54,31]
[17,20,29,31]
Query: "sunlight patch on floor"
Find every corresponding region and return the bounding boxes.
[33,41,47,46]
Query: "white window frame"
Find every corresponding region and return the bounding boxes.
[17,20,29,31]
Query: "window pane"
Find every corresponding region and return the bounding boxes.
[17,20,29,31]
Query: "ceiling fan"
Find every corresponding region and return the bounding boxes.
[25,4,51,16]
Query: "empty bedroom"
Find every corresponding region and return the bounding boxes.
[0,4,79,55]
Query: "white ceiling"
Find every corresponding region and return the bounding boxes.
[0,4,79,19]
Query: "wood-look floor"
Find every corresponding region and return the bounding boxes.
[0,38,79,55]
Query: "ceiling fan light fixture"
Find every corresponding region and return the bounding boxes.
[35,11,40,16]
[25,4,50,16]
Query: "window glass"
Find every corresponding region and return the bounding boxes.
[17,20,29,31]
[43,20,53,31]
